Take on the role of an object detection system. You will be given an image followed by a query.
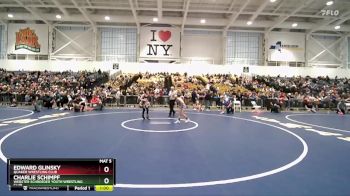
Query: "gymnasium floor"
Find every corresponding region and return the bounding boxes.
[0,107,349,196]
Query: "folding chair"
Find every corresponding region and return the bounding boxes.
[251,101,262,111]
[233,100,242,112]
[345,103,350,113]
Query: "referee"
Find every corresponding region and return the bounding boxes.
[168,86,176,117]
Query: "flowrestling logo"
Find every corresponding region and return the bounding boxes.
[320,9,339,16]
[269,41,299,52]
[15,28,41,52]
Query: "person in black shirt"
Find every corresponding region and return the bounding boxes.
[33,94,42,112]
[55,91,63,109]
[42,92,54,109]
[73,94,85,112]
[270,98,281,113]
[337,97,347,115]
[191,89,198,109]
[168,86,176,117]
[204,90,211,111]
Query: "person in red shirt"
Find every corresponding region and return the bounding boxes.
[278,92,288,107]
[90,95,103,110]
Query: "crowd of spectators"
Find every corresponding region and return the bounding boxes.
[1,69,349,113]
[0,68,108,111]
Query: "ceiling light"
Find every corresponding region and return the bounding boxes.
[292,23,298,27]
[56,14,62,19]
[247,21,253,25]
[326,1,334,6]
[104,16,110,21]
[334,25,340,30]
[153,17,158,22]
[270,0,277,3]
[200,19,206,24]
[7,13,13,18]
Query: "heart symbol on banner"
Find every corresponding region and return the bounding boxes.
[158,30,171,42]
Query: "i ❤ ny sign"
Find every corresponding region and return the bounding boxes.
[140,27,180,59]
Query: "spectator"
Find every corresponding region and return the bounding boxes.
[42,92,54,109]
[204,90,212,110]
[0,69,349,113]
[90,95,103,111]
[115,88,121,107]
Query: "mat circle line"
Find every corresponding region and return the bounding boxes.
[121,117,198,132]
[0,108,34,121]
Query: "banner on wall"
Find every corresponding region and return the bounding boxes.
[139,26,180,59]
[267,32,305,62]
[7,24,49,55]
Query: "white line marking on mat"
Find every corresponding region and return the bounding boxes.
[121,118,198,133]
[286,113,350,133]
[149,121,172,125]
[0,108,34,122]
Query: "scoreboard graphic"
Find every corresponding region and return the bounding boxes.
[7,158,116,191]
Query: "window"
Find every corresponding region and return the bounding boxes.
[226,32,263,65]
[100,28,137,62]
[0,25,5,59]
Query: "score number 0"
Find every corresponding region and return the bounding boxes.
[103,166,110,184]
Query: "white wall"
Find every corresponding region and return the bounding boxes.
[181,32,223,64]
[0,60,113,72]
[2,24,348,68]
[1,59,349,78]
[247,66,350,78]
